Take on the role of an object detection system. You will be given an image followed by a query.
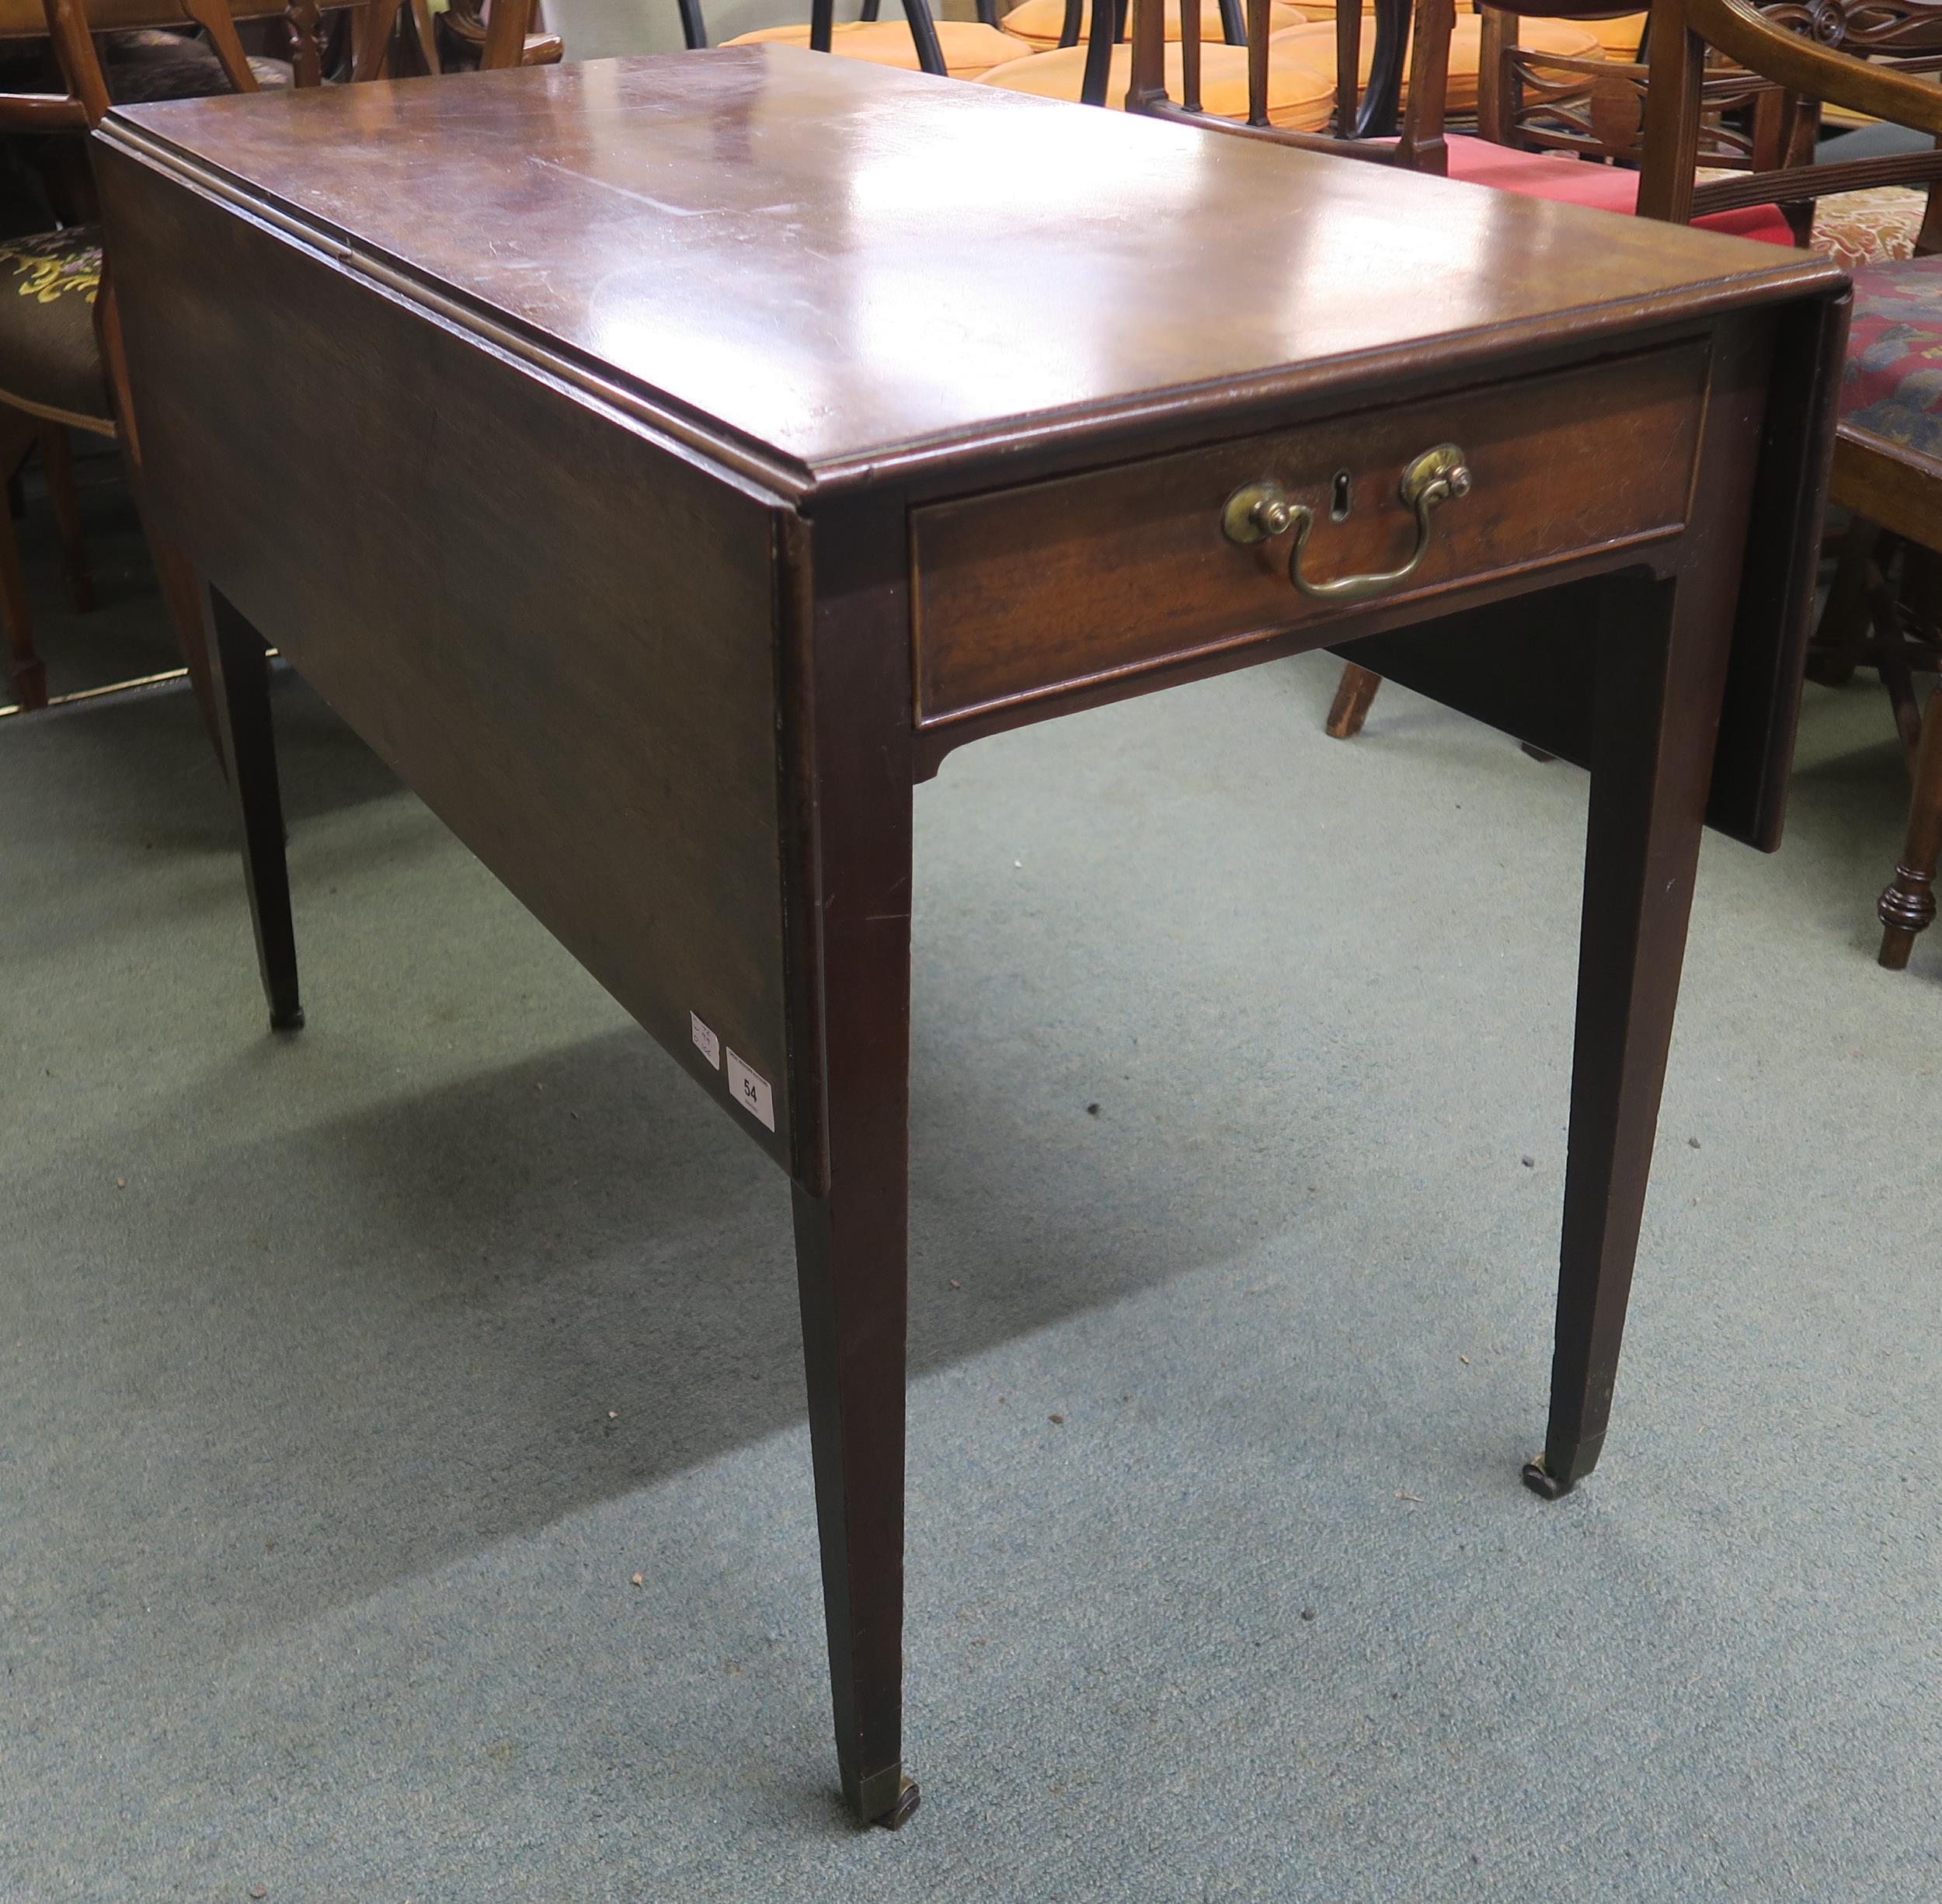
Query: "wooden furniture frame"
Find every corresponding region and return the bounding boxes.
[93,48,1844,1826]
[386,0,555,76]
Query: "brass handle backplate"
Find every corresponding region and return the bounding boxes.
[1221,444,1473,606]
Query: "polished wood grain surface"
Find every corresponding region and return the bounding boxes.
[108,48,1837,485]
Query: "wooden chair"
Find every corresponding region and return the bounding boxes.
[392,0,559,75]
[1480,1,1942,263]
[1633,0,1942,969]
[0,0,531,710]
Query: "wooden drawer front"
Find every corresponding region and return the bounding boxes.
[911,343,1708,726]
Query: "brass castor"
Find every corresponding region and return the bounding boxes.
[879,1775,921,1830]
[851,1764,921,1829]
[1521,1457,1575,1500]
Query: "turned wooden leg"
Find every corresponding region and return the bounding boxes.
[1325,660,1381,738]
[1525,572,1732,1498]
[1879,680,1942,970]
[792,509,917,1829]
[38,424,94,614]
[206,588,302,1032]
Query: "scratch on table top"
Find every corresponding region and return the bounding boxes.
[524,155,712,218]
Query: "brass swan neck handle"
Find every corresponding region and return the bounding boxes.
[1221,444,1472,606]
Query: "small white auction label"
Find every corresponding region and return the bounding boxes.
[724,1049,775,1131]
[690,1013,721,1069]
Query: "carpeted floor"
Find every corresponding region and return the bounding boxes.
[2,641,1938,1902]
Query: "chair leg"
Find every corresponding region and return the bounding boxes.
[0,498,43,710]
[0,410,44,708]
[1878,681,1942,970]
[1325,661,1381,738]
[1804,517,1881,689]
[1868,556,1927,774]
[38,423,94,614]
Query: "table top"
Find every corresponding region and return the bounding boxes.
[106,49,1840,487]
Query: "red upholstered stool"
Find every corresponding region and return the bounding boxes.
[1441,136,1796,247]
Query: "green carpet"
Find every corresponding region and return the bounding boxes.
[2,649,1936,1901]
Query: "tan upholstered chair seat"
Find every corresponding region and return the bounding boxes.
[978,37,1334,127]
[1568,10,1646,55]
[1269,13,1601,113]
[998,0,1308,48]
[0,228,111,432]
[723,19,1032,76]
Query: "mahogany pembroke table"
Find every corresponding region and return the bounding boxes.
[92,50,1846,1826]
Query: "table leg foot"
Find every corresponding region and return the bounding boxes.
[270,1004,305,1033]
[847,1765,921,1829]
[1521,1431,1601,1499]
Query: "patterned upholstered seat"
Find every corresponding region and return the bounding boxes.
[0,225,110,430]
[1842,255,1942,461]
[1812,186,1927,273]
[103,27,292,101]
